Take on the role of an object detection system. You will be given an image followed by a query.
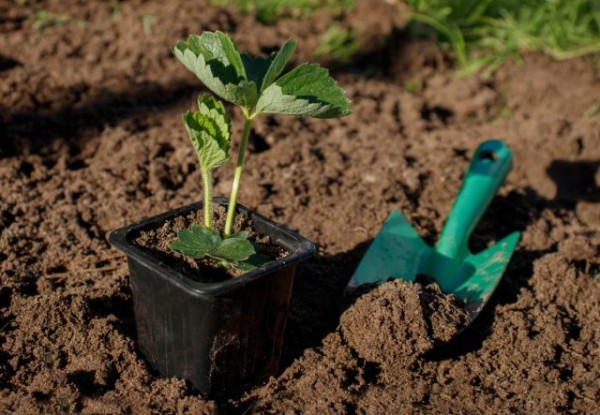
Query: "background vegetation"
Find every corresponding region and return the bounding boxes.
[211,0,600,76]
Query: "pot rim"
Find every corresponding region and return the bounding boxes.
[108,197,315,296]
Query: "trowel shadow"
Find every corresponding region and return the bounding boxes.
[546,159,600,208]
[427,186,551,360]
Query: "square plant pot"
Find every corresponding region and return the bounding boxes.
[108,198,315,400]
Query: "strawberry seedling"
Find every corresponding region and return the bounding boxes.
[169,31,351,270]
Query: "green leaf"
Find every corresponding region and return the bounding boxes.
[260,39,296,92]
[196,95,232,146]
[241,54,274,92]
[256,63,351,118]
[173,32,258,108]
[179,31,246,82]
[169,225,221,259]
[227,231,249,240]
[211,234,256,263]
[169,226,259,269]
[236,253,273,271]
[183,95,231,171]
[239,39,295,94]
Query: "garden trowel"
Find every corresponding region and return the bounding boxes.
[348,139,520,318]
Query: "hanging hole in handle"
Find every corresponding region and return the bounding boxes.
[478,150,497,161]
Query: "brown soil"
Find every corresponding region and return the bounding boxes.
[247,280,469,413]
[1,0,599,414]
[340,280,469,367]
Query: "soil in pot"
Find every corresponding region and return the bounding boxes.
[133,204,288,281]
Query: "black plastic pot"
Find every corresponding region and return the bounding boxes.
[108,198,315,400]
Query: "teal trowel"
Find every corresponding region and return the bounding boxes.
[348,139,520,317]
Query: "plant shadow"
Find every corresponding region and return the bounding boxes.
[0,78,199,158]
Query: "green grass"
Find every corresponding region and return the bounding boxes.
[584,99,600,118]
[28,10,86,32]
[314,24,361,62]
[404,0,600,76]
[209,0,354,24]
[141,14,155,35]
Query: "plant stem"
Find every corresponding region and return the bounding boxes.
[224,115,253,237]
[201,167,212,229]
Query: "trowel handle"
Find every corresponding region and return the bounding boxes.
[436,139,513,260]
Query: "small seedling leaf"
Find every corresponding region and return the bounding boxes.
[170,226,258,268]
[169,225,222,259]
[196,95,232,147]
[184,96,231,170]
[236,253,273,271]
[212,234,256,263]
[256,63,351,118]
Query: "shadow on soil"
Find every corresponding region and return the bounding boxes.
[279,240,372,368]
[0,78,199,158]
[0,286,15,391]
[546,159,600,207]
[87,288,137,341]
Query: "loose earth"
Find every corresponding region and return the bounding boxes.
[1,0,599,413]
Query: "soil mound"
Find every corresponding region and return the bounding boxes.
[340,280,469,366]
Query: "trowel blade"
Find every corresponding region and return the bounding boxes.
[454,231,521,308]
[348,210,432,289]
[348,211,520,310]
